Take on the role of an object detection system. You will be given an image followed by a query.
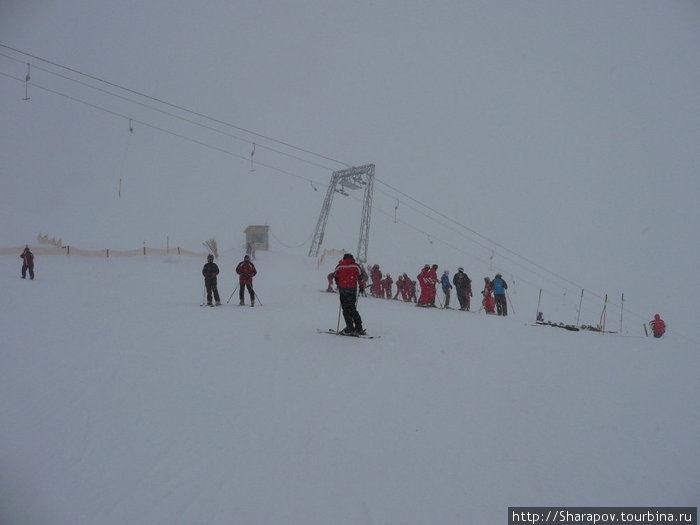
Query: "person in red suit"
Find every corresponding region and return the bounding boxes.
[427,264,439,306]
[370,264,383,297]
[417,265,431,306]
[235,255,257,306]
[333,253,365,335]
[649,314,666,338]
[481,277,495,314]
[394,275,405,300]
[382,273,393,299]
[404,274,417,303]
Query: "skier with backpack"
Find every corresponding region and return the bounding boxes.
[333,253,365,335]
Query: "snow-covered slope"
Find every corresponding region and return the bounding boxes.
[1,250,697,525]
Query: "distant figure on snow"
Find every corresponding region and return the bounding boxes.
[245,242,256,260]
[235,255,257,306]
[20,245,35,280]
[202,254,220,306]
[453,267,472,311]
[441,270,452,308]
[382,273,393,299]
[649,314,666,338]
[326,272,335,292]
[491,273,508,316]
[333,253,365,335]
[482,277,495,314]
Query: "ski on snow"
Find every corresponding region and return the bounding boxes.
[316,329,380,339]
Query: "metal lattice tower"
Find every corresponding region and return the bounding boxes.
[308,164,375,264]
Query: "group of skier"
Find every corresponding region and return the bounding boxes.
[201,254,257,307]
[14,245,669,339]
[328,261,510,316]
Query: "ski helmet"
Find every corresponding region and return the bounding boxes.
[207,254,214,261]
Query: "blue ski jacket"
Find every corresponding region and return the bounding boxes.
[441,273,452,290]
[492,277,507,295]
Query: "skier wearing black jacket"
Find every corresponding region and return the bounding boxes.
[452,267,472,311]
[202,254,221,306]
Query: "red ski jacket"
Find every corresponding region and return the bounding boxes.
[334,256,363,289]
[236,260,257,284]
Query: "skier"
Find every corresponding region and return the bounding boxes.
[394,275,405,300]
[370,264,383,298]
[417,265,431,306]
[359,266,368,297]
[20,245,35,280]
[649,314,666,338]
[202,254,220,306]
[326,272,335,292]
[404,273,417,303]
[428,264,439,306]
[482,277,495,314]
[441,270,452,308]
[491,273,508,316]
[245,241,256,260]
[235,254,257,306]
[382,273,393,299]
[333,253,365,335]
[453,267,472,311]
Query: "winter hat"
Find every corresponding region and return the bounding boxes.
[207,254,214,261]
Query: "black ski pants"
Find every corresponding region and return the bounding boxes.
[22,264,34,280]
[455,287,468,309]
[495,294,507,316]
[239,282,254,304]
[205,278,220,304]
[338,287,363,331]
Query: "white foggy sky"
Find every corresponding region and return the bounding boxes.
[1,1,699,329]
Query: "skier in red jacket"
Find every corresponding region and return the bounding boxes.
[370,264,383,297]
[235,255,257,306]
[333,253,365,335]
[649,314,666,338]
[394,275,405,300]
[382,273,393,299]
[427,264,439,306]
[481,277,495,313]
[404,274,417,303]
[417,265,431,306]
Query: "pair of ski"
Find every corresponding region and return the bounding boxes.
[316,328,379,339]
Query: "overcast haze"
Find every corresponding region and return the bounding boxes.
[1,1,699,522]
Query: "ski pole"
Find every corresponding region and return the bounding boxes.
[252,290,262,306]
[536,289,542,323]
[506,290,515,315]
[201,284,207,306]
[336,302,342,334]
[226,286,238,304]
